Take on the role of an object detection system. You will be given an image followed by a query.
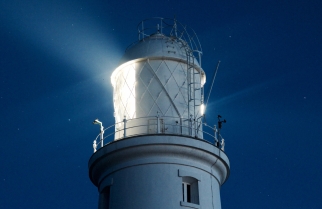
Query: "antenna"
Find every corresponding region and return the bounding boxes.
[173,16,178,37]
[204,60,221,111]
[217,115,226,129]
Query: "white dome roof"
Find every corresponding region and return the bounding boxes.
[120,33,201,68]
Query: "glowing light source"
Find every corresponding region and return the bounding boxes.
[111,62,136,127]
[200,104,205,115]
[121,64,136,119]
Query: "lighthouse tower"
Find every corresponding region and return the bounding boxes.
[88,18,230,209]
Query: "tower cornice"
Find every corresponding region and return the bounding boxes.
[89,135,230,189]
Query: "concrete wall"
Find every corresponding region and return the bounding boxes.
[88,135,230,209]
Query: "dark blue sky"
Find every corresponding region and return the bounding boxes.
[1,0,321,208]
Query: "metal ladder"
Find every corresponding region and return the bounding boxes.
[171,19,203,137]
[179,40,198,136]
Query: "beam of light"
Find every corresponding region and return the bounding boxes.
[210,77,283,109]
[0,0,122,86]
[0,0,126,140]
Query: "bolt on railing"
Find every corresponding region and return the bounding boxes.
[157,112,160,134]
[123,116,127,138]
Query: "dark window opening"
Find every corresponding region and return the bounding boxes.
[187,184,191,203]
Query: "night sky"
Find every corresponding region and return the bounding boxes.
[1,0,322,208]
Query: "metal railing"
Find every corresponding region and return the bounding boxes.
[125,17,203,66]
[137,17,202,54]
[92,115,225,153]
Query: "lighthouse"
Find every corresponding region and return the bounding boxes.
[88,18,230,209]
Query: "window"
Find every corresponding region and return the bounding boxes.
[179,169,200,208]
[182,182,191,202]
[182,177,199,204]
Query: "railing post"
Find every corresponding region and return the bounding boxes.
[189,114,193,136]
[157,111,160,133]
[93,140,97,153]
[100,126,104,148]
[123,116,127,138]
[221,138,225,151]
[180,117,183,135]
[214,125,219,147]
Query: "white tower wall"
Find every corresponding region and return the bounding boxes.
[111,34,205,140]
[89,135,229,209]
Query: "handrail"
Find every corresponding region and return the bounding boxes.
[92,115,225,153]
[135,17,202,65]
